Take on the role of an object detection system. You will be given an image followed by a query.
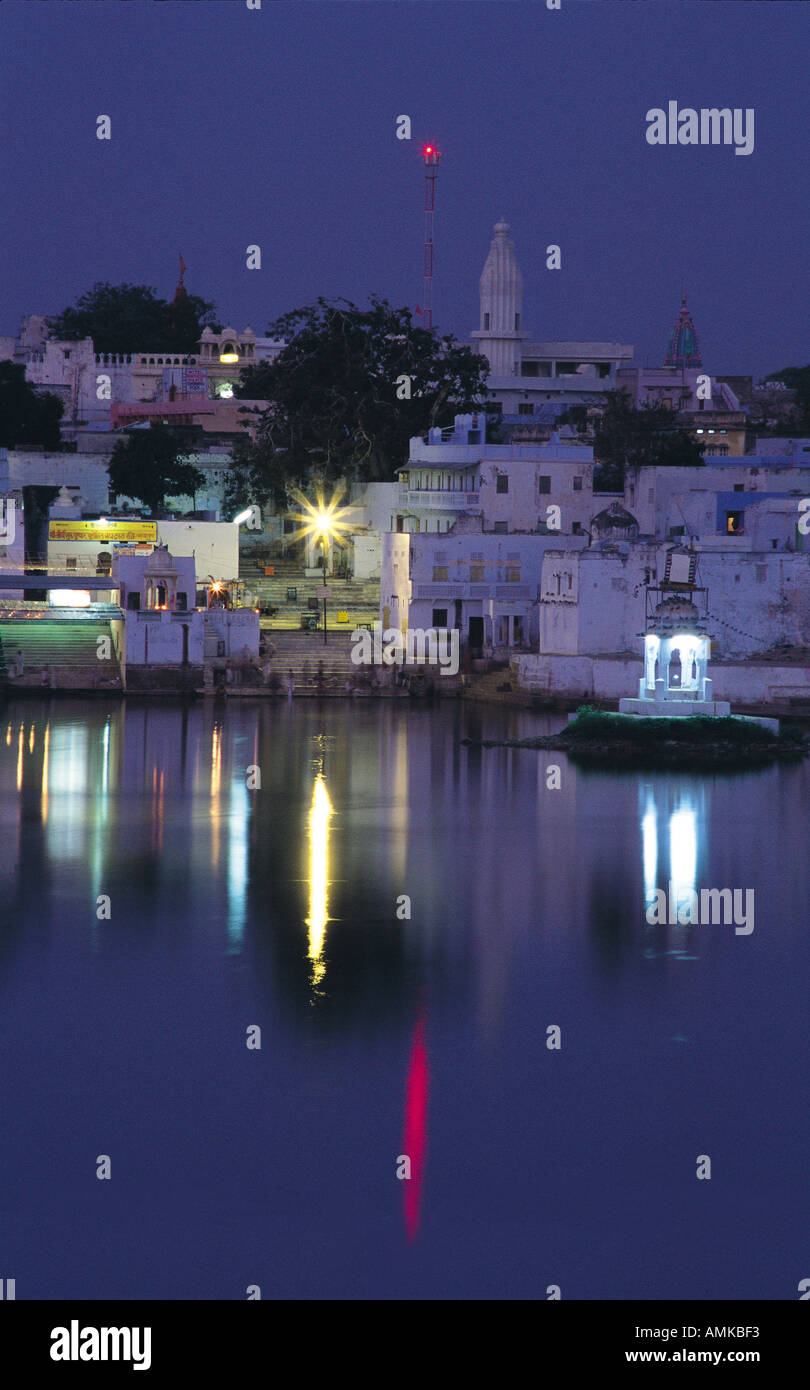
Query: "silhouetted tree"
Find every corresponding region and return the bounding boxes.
[228,296,491,501]
[107,424,205,513]
[48,281,220,355]
[0,362,64,449]
[594,391,705,490]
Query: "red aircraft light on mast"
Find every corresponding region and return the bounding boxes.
[420,142,441,331]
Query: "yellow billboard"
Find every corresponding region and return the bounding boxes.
[49,520,157,544]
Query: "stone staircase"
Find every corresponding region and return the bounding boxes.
[0,617,123,691]
[239,557,380,632]
[258,631,362,691]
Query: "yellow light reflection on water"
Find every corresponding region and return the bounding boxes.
[16,726,24,791]
[210,725,222,800]
[210,723,223,869]
[306,773,333,989]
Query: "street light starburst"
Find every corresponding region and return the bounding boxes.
[285,485,355,551]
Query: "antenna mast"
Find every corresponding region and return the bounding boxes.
[421,143,440,330]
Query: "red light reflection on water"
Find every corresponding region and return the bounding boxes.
[402,1013,429,1242]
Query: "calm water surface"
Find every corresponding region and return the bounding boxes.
[0,696,807,1299]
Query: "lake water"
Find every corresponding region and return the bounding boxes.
[0,695,807,1300]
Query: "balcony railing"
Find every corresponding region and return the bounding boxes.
[400,489,479,507]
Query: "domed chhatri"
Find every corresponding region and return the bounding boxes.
[619,547,730,717]
[616,549,778,729]
[590,502,640,542]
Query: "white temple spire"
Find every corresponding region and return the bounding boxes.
[470,220,528,377]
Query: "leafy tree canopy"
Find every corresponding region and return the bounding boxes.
[0,361,64,449]
[48,282,220,356]
[229,296,491,501]
[593,390,705,491]
[107,423,206,515]
[554,404,590,433]
[763,365,810,423]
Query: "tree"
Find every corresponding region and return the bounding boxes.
[107,424,206,514]
[593,391,705,490]
[763,365,810,429]
[554,404,590,434]
[0,361,64,448]
[228,296,491,502]
[48,281,220,356]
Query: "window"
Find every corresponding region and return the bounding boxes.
[734,483,744,492]
[486,401,502,414]
[432,609,448,628]
[573,477,582,491]
[514,314,520,330]
[518,403,533,416]
[483,313,490,330]
[771,539,778,550]
[725,511,744,535]
[64,350,71,360]
[520,362,540,377]
[493,521,508,534]
[496,474,509,493]
[572,522,582,535]
[505,567,521,583]
[65,557,77,571]
[537,475,551,494]
[470,565,485,582]
[433,566,448,581]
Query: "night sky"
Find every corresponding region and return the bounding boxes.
[1,1,807,378]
